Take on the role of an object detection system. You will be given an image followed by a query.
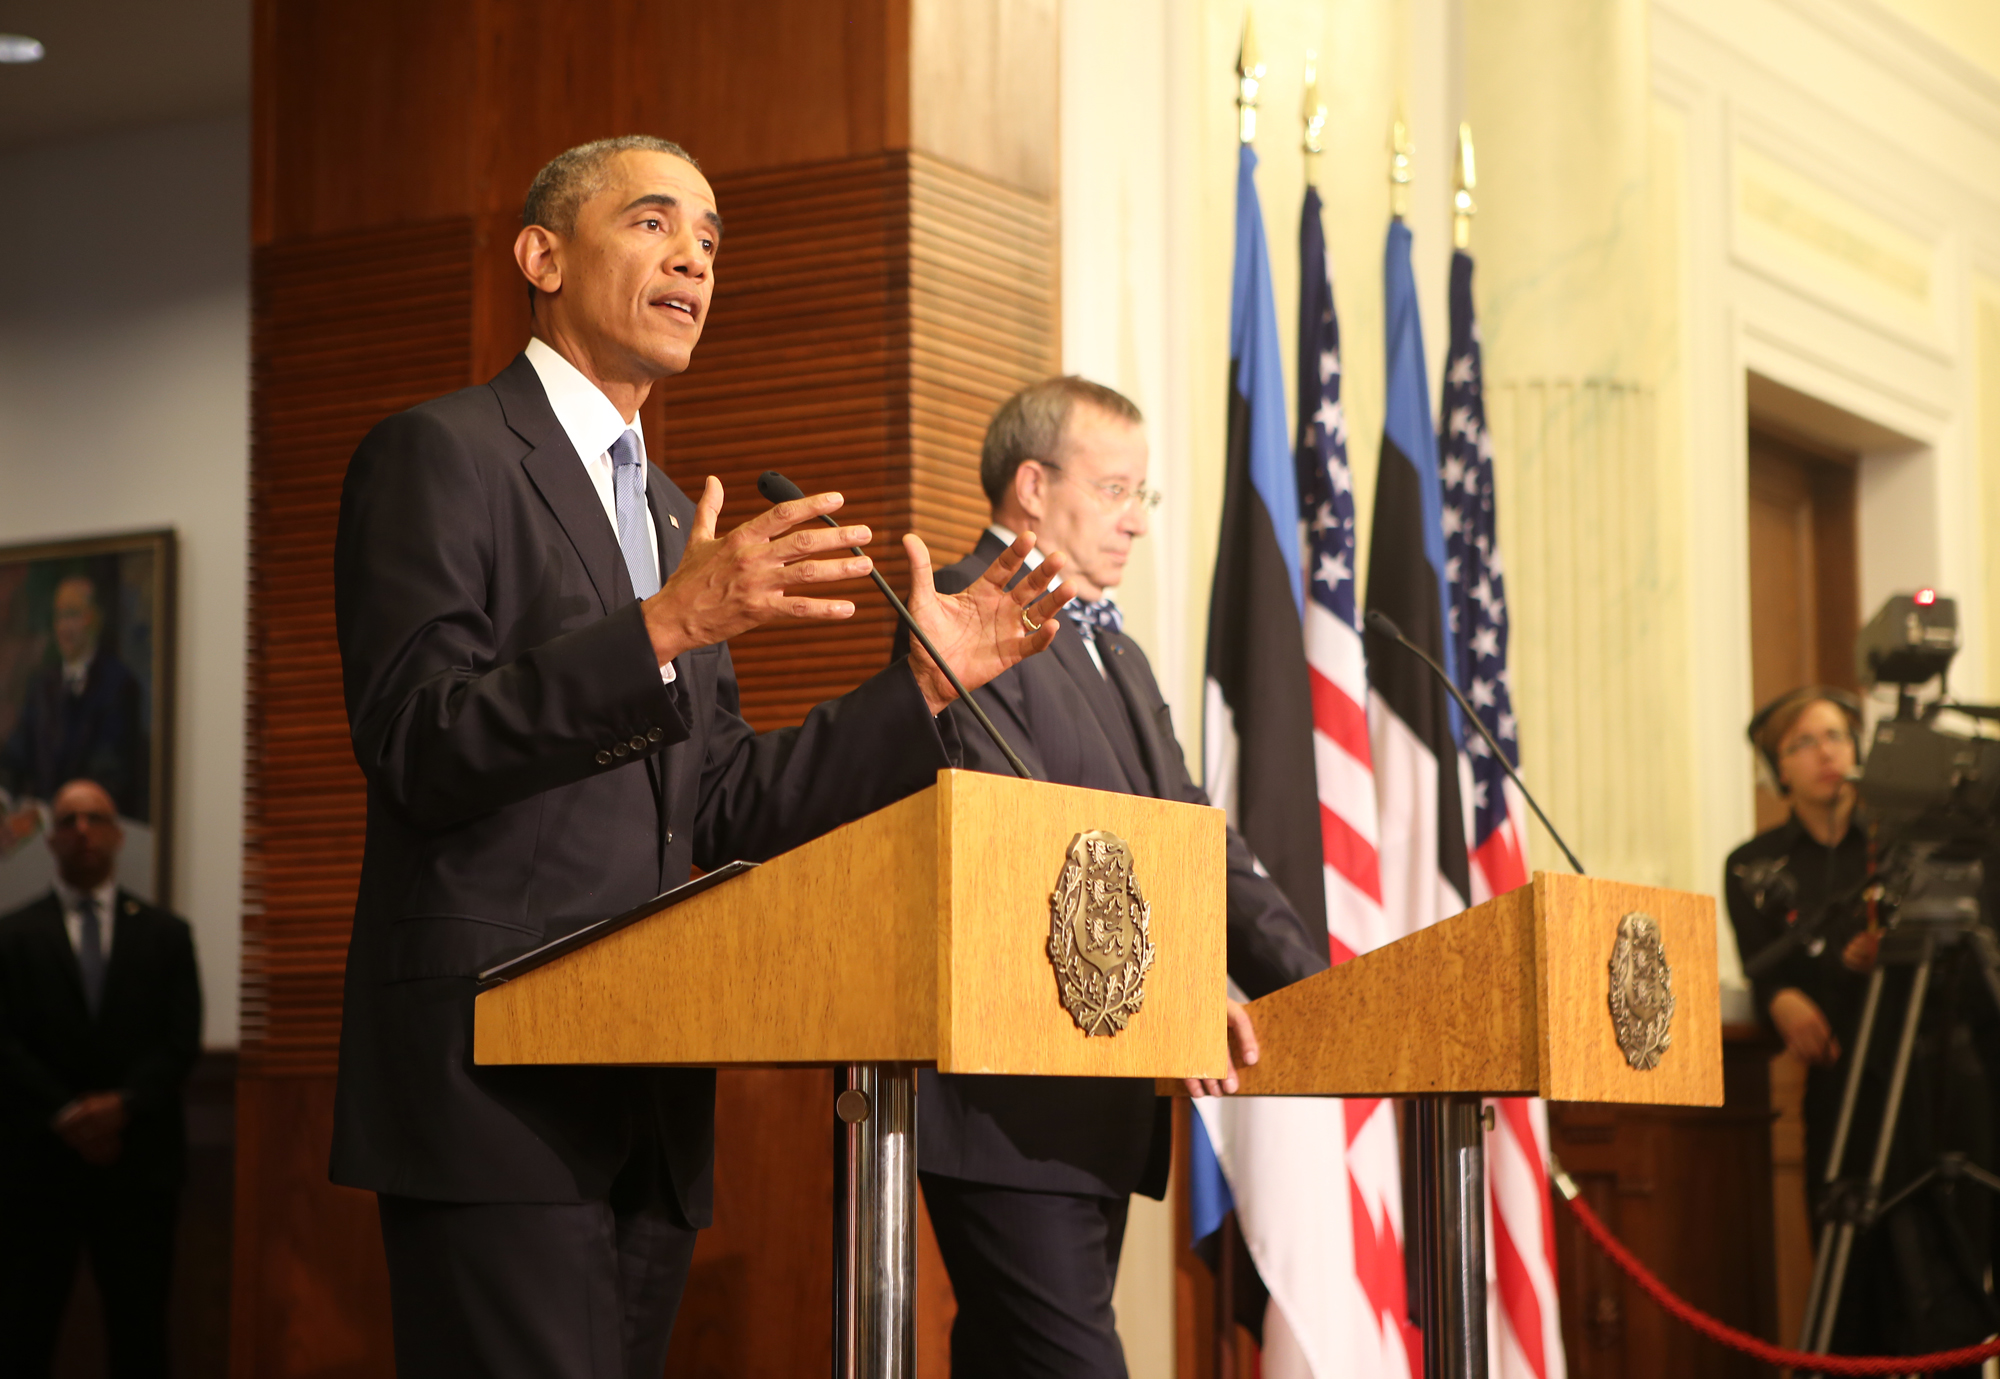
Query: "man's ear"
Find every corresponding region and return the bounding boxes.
[513,224,564,303]
[1014,461,1048,523]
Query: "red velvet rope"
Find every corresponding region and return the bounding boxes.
[1562,1185,2000,1374]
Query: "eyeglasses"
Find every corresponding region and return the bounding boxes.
[1780,727,1854,759]
[1035,461,1163,513]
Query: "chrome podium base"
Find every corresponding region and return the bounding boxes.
[834,1063,917,1379]
[1410,1095,1490,1379]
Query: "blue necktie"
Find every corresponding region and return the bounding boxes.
[77,895,106,1017]
[611,430,659,599]
[1063,596,1124,643]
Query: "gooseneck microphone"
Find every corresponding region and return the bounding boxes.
[756,471,1034,780]
[1363,609,1586,876]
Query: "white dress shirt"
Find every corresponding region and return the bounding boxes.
[525,337,675,682]
[986,523,1104,677]
[53,876,117,959]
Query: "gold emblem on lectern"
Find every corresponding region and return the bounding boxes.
[1048,830,1156,1037]
[1608,911,1675,1071]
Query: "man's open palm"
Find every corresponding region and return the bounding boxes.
[903,531,1072,714]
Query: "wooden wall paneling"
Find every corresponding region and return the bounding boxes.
[1547,1037,1779,1379]
[237,220,475,1376]
[252,0,480,245]
[231,1076,394,1376]
[243,219,476,1079]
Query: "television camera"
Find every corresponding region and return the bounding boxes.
[1790,590,2000,1356]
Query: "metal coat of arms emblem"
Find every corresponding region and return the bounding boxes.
[1047,829,1156,1037]
[1608,911,1675,1071]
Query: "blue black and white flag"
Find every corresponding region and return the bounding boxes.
[1364,221,1470,936]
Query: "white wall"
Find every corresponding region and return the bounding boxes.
[1653,0,2000,951]
[0,115,249,1047]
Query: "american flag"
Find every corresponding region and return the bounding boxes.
[1439,247,1564,1379]
[1300,195,1387,963]
[1295,184,1416,1378]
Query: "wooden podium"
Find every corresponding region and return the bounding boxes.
[1189,870,1722,1379]
[474,770,1230,1377]
[476,770,1721,1379]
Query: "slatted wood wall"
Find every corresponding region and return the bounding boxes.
[671,151,1056,727]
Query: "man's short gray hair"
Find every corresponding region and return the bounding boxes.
[980,376,1143,506]
[521,135,701,237]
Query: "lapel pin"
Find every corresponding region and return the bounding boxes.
[669,514,680,529]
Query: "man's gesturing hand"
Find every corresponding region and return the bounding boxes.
[902,531,1073,715]
[642,478,875,666]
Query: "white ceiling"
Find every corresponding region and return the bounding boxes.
[0,0,248,151]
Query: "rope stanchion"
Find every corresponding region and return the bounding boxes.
[1552,1161,2000,1375]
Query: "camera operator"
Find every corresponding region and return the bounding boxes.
[1725,685,1995,1367]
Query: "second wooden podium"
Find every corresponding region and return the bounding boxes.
[475,769,1230,1379]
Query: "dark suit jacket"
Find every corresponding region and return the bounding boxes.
[904,531,1327,1199]
[330,353,954,1223]
[0,890,201,1191]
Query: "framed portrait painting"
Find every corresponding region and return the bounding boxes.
[0,529,175,910]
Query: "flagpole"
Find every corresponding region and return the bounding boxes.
[1235,13,1263,145]
[1383,115,1494,1379]
[1301,53,1325,184]
[1390,105,1413,221]
[1454,123,1477,250]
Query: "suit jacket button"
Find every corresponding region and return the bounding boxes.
[595,750,612,765]
[630,735,648,752]
[647,727,664,743]
[614,742,630,758]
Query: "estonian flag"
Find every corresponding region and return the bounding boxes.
[1201,143,1326,948]
[1364,219,1470,936]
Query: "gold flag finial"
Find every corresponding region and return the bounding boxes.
[1390,104,1413,219]
[1236,13,1265,145]
[1302,51,1327,176]
[1453,122,1478,248]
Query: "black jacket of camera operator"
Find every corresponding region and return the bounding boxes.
[1726,814,2000,1193]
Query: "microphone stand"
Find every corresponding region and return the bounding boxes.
[1363,609,1586,876]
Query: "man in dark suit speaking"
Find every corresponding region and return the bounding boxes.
[330,135,1070,1378]
[906,378,1328,1378]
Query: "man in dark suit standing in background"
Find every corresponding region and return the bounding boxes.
[330,134,1071,1378]
[0,777,202,1378]
[906,377,1328,1379]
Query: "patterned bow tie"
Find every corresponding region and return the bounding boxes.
[1063,596,1123,642]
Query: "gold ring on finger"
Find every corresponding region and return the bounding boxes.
[1020,608,1043,633]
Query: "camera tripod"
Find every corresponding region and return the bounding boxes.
[1796,852,2000,1361]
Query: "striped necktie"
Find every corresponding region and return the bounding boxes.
[611,430,659,599]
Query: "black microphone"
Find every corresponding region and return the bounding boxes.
[756,471,1034,781]
[1362,608,1586,876]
